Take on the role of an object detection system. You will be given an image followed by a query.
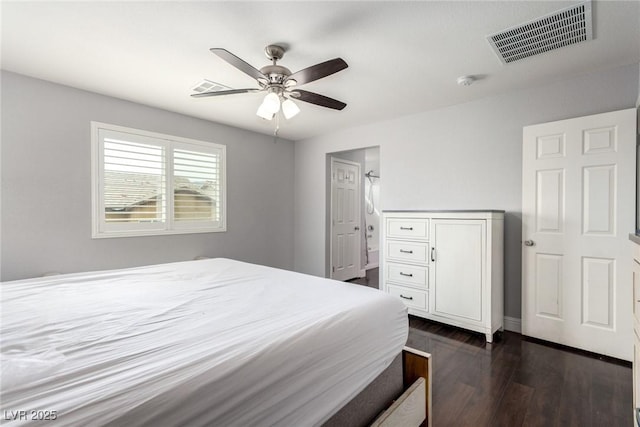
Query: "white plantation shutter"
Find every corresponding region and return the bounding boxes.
[92,122,226,238]
[103,138,165,223]
[173,148,220,223]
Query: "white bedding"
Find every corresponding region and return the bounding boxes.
[0,258,408,426]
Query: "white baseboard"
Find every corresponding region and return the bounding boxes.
[503,316,522,334]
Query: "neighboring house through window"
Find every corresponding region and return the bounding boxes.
[91,122,226,238]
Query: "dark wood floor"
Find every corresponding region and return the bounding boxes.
[347,268,380,289]
[349,269,633,427]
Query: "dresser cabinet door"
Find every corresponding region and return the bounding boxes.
[430,219,485,322]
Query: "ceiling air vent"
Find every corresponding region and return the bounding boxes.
[191,79,233,94]
[487,1,593,64]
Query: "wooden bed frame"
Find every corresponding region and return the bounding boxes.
[324,346,432,427]
[372,347,432,427]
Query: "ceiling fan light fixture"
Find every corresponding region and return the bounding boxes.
[262,92,281,114]
[282,99,300,120]
[256,102,274,120]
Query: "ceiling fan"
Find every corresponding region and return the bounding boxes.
[191,45,348,121]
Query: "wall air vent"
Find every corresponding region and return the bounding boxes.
[487,1,593,64]
[191,79,233,94]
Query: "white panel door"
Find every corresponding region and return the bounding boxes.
[522,108,636,361]
[331,158,361,281]
[431,219,485,323]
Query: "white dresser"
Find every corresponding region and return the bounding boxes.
[382,211,504,342]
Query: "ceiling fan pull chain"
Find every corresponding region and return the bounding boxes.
[273,114,280,142]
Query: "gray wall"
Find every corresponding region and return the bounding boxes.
[294,63,640,320]
[1,72,295,281]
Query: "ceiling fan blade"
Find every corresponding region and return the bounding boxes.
[288,89,347,110]
[191,88,262,98]
[210,48,267,81]
[286,58,348,86]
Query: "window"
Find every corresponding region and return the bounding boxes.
[91,122,226,238]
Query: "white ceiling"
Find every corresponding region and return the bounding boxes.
[2,1,639,141]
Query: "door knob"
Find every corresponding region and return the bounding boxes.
[524,240,535,246]
[354,226,360,231]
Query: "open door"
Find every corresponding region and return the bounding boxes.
[522,108,636,361]
[330,157,361,281]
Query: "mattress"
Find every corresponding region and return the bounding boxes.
[1,258,408,426]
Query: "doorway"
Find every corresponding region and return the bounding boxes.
[327,147,380,281]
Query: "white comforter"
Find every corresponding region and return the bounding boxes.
[1,258,407,426]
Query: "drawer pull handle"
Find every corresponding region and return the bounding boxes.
[399,294,414,300]
[400,226,414,231]
[399,249,414,254]
[399,272,413,277]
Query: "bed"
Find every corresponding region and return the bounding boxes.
[1,258,429,426]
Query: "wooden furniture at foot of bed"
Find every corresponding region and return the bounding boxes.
[371,346,432,427]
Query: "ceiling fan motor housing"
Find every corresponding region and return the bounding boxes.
[261,45,295,86]
[260,64,292,85]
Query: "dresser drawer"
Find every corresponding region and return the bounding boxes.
[387,285,428,311]
[386,217,429,240]
[386,262,428,289]
[386,241,429,264]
